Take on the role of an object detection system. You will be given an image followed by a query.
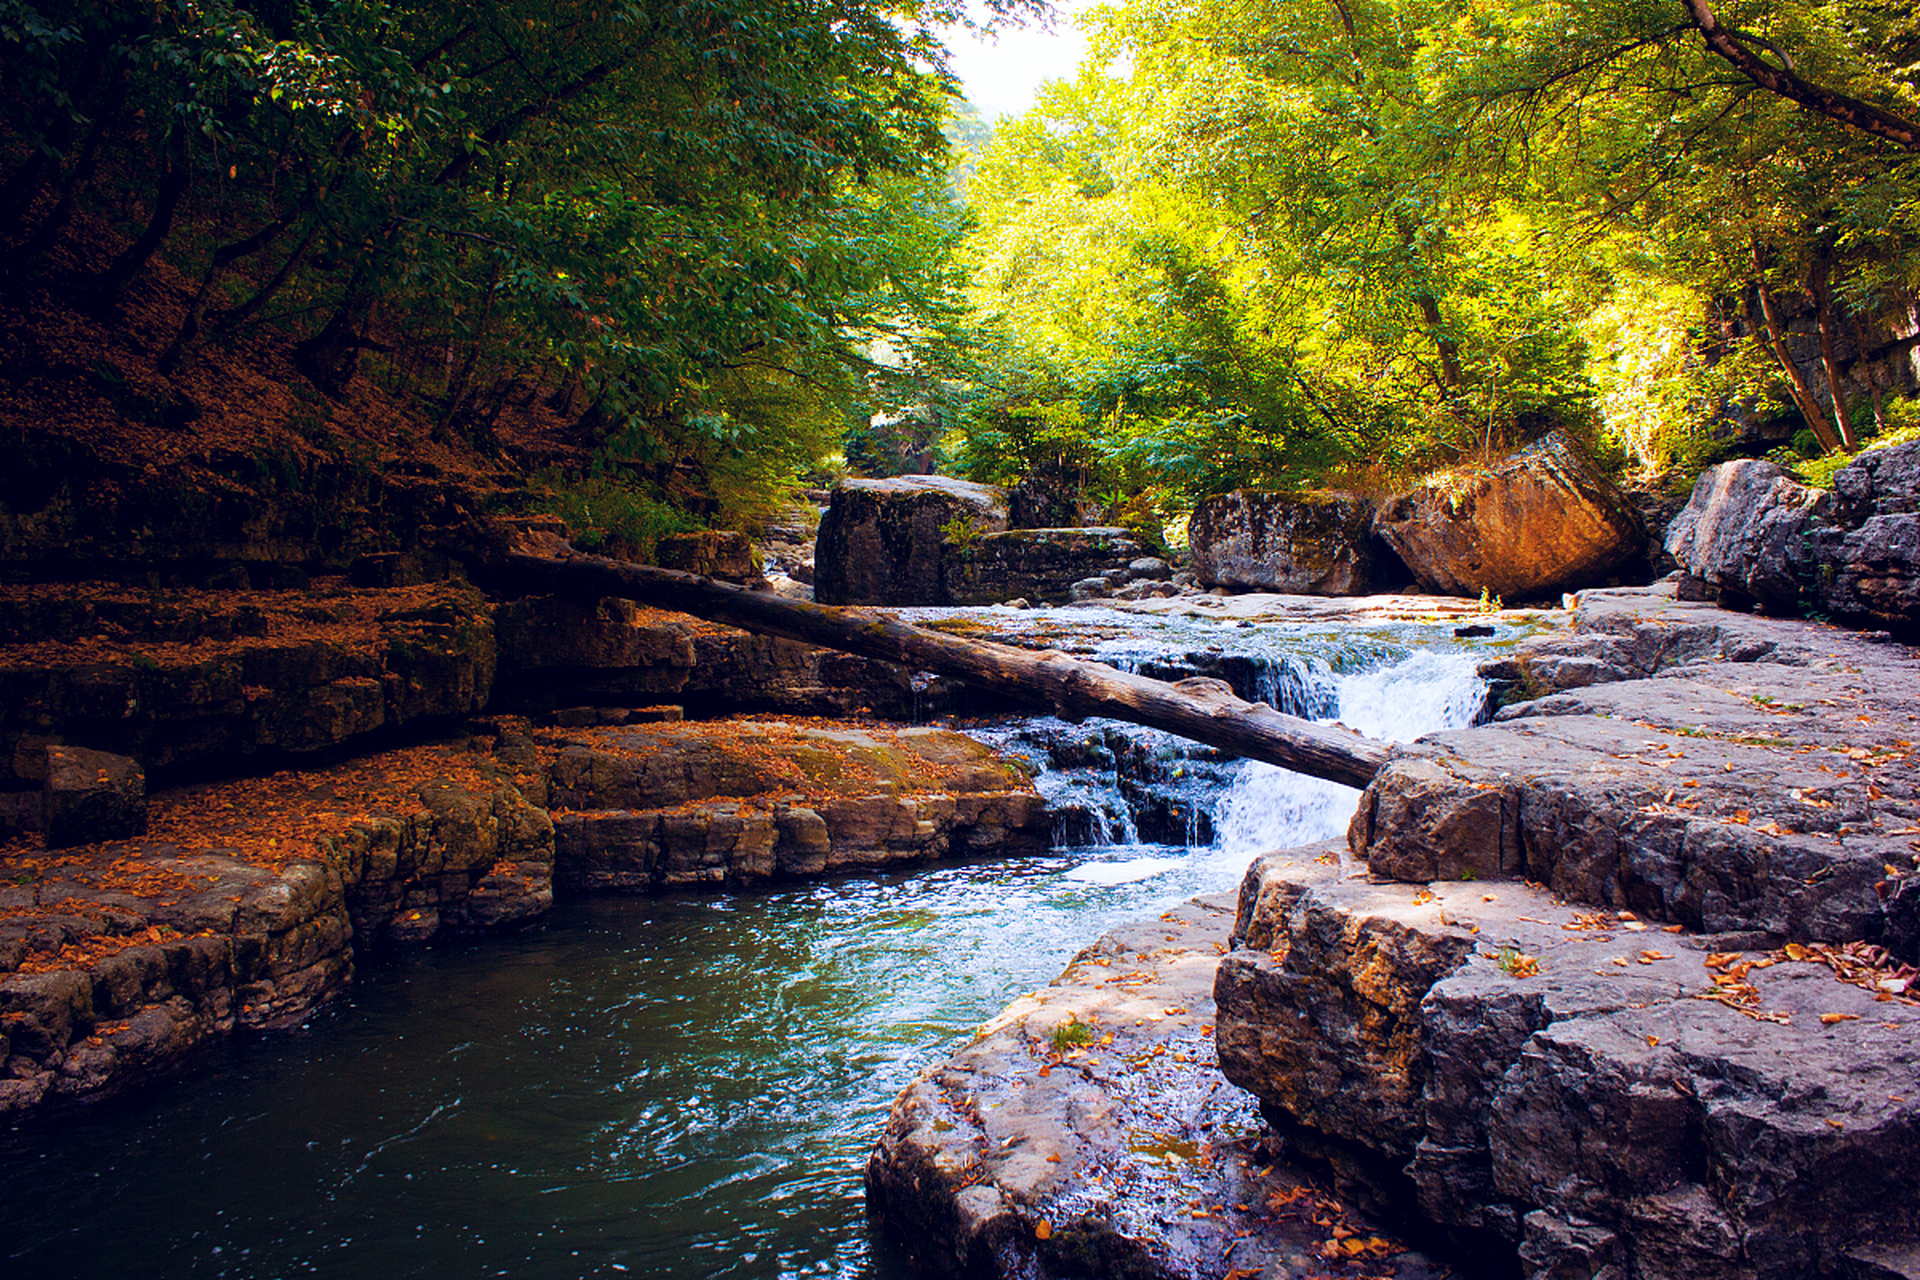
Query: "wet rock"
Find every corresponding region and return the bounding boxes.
[42,745,146,848]
[814,476,1009,605]
[867,892,1454,1280]
[944,527,1144,605]
[1189,489,1381,595]
[1375,433,1644,600]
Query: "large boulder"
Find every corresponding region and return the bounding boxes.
[813,476,1008,606]
[1663,459,1829,611]
[1374,432,1644,600]
[942,527,1143,605]
[1666,442,1920,630]
[1188,489,1381,595]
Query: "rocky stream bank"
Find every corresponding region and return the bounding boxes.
[868,583,1920,1280]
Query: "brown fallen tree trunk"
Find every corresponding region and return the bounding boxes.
[486,545,1392,791]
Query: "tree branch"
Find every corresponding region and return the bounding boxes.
[1679,0,1920,150]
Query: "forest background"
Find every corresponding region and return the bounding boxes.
[3,0,1917,556]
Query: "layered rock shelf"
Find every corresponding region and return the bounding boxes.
[0,717,1049,1121]
[873,583,1920,1280]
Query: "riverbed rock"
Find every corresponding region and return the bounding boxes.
[943,527,1144,605]
[814,476,1009,606]
[1374,432,1645,600]
[1663,459,1829,612]
[866,890,1452,1280]
[42,745,145,848]
[547,720,1049,889]
[1216,586,1920,1279]
[1188,489,1381,595]
[491,595,912,718]
[1665,444,1920,632]
[0,744,552,1118]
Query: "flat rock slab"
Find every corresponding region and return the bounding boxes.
[1356,586,1920,947]
[866,891,1452,1280]
[1217,850,1920,1280]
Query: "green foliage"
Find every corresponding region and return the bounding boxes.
[0,0,1021,528]
[1792,398,1920,489]
[943,0,1920,509]
[529,469,702,561]
[1050,1017,1095,1053]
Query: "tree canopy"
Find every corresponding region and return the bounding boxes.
[3,0,1917,541]
[945,0,1920,519]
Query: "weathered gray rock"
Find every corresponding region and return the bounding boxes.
[867,891,1451,1280]
[1216,852,1920,1280]
[1375,432,1644,599]
[944,527,1144,605]
[1665,443,1920,631]
[42,745,145,848]
[1664,459,1829,611]
[814,476,1008,605]
[1189,489,1381,595]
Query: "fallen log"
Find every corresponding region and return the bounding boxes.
[480,543,1393,790]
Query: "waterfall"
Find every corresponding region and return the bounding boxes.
[966,636,1490,879]
[1210,649,1486,856]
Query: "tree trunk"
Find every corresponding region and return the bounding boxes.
[1754,276,1841,453]
[485,546,1393,790]
[92,134,190,304]
[1807,250,1858,450]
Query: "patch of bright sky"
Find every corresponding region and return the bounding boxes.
[937,2,1096,120]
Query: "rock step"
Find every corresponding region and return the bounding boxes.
[0,579,497,787]
[0,741,552,1117]
[545,719,1051,889]
[1358,586,1920,949]
[1217,847,1920,1280]
[865,891,1452,1280]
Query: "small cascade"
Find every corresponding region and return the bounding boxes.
[973,638,1490,864]
[1211,649,1487,857]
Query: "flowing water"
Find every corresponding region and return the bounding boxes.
[0,607,1524,1280]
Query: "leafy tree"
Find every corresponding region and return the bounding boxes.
[0,0,1030,532]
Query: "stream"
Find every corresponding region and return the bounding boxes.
[0,605,1526,1280]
